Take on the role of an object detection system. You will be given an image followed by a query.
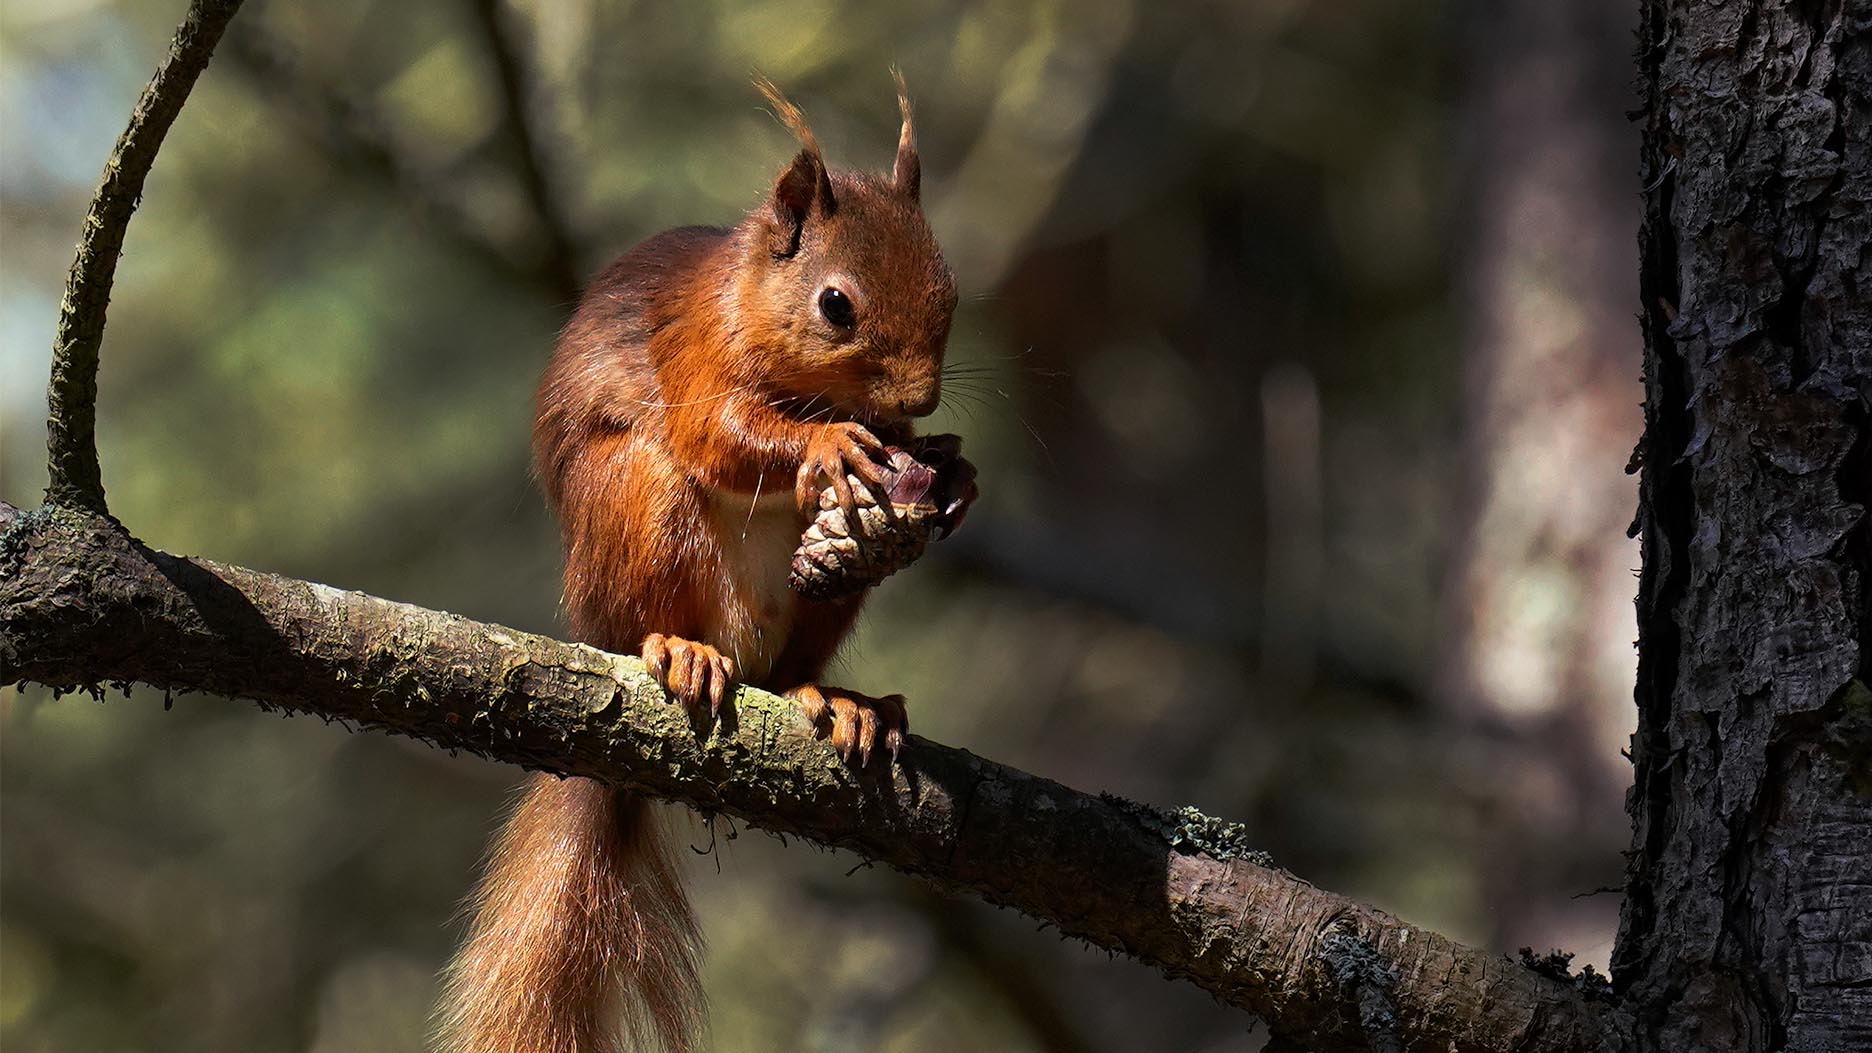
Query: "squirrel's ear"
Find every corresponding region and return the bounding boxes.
[768,148,833,257]
[891,69,920,201]
[756,76,836,257]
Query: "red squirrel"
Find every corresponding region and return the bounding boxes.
[437,78,962,1053]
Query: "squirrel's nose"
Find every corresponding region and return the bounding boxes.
[899,381,941,418]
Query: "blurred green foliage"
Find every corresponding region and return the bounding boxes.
[1,1,1627,1050]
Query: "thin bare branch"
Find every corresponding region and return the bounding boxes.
[44,0,246,514]
[465,0,583,302]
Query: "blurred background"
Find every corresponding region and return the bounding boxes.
[0,0,1643,1049]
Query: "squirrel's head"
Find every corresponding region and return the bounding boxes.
[732,75,958,432]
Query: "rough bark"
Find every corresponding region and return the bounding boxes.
[1617,1,1872,1050]
[0,504,1618,1053]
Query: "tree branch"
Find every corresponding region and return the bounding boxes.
[44,0,246,514]
[0,504,1620,1053]
[465,0,583,302]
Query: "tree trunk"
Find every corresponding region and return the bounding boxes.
[1617,2,1871,1050]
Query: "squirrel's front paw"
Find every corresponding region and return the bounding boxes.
[796,421,890,517]
[786,684,906,767]
[641,633,737,716]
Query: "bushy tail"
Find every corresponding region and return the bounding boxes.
[437,775,703,1053]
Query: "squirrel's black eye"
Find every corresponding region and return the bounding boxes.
[818,287,856,329]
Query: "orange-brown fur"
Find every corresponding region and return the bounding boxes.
[439,781,701,1053]
[438,79,956,1053]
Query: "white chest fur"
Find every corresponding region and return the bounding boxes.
[704,487,804,684]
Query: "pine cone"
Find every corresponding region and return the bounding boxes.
[789,434,977,601]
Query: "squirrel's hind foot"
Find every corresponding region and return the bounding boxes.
[786,684,906,768]
[642,633,737,717]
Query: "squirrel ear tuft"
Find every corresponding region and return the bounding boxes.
[756,75,836,256]
[891,68,920,201]
[770,149,832,256]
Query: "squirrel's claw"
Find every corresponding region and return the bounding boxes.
[786,684,907,768]
[641,633,737,718]
[797,421,891,517]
